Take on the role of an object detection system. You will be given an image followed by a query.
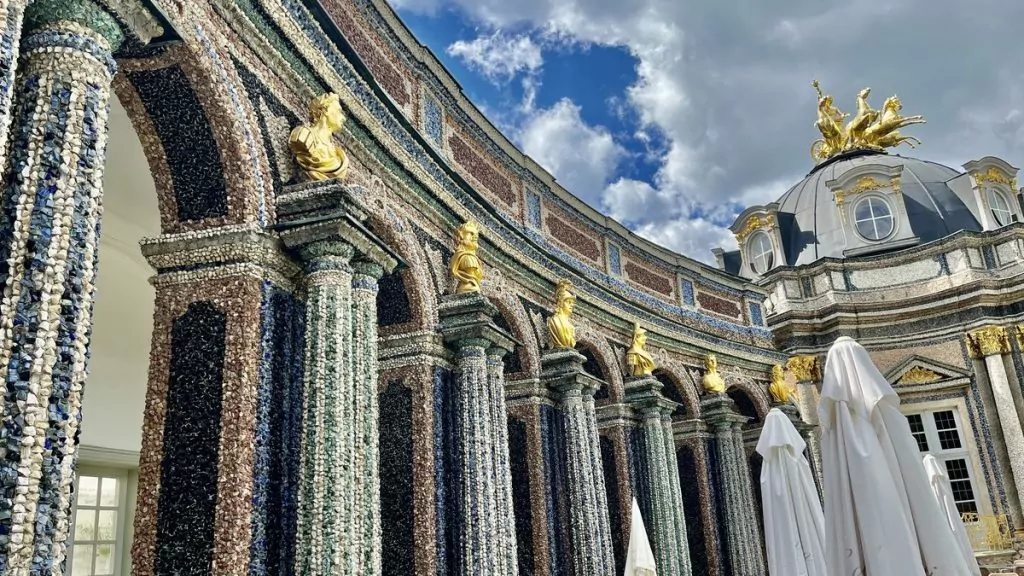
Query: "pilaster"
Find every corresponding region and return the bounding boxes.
[967,325,1024,527]
[439,292,520,576]
[0,0,29,171]
[541,348,615,575]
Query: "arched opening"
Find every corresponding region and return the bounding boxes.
[579,344,610,401]
[492,312,524,375]
[653,369,689,419]
[676,444,710,574]
[726,387,762,429]
[77,93,160,573]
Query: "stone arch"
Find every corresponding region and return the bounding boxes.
[726,386,766,428]
[484,270,541,379]
[356,189,438,334]
[114,7,276,234]
[652,368,699,419]
[574,321,624,403]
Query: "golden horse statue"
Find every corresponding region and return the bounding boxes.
[810,81,926,163]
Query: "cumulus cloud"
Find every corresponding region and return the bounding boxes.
[393,0,1024,262]
[447,32,544,81]
[517,98,626,206]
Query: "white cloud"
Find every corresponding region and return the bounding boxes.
[446,32,544,81]
[632,217,738,266]
[393,0,1024,262]
[517,98,625,206]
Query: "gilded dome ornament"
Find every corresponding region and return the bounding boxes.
[450,221,484,294]
[767,364,795,404]
[626,322,656,377]
[288,92,351,181]
[547,279,577,349]
[701,354,726,394]
[810,80,926,163]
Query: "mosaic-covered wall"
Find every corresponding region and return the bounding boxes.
[0,1,795,575]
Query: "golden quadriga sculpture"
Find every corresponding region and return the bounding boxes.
[626,323,655,377]
[450,221,484,294]
[810,80,926,163]
[768,364,795,404]
[289,92,351,181]
[701,354,726,394]
[547,279,577,349]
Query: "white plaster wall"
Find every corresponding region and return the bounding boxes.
[81,95,159,454]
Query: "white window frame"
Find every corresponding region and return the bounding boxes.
[747,231,775,275]
[904,408,980,515]
[852,195,896,242]
[68,466,130,576]
[987,188,1015,227]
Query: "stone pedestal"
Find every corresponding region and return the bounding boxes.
[439,292,520,576]
[277,181,399,576]
[541,348,615,575]
[626,376,692,576]
[702,394,766,576]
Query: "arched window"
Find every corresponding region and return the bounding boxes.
[987,188,1014,227]
[853,196,895,241]
[747,231,774,274]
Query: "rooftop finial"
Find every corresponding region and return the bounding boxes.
[810,82,926,163]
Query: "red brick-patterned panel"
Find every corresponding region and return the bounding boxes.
[696,291,742,319]
[449,134,517,208]
[545,213,601,263]
[321,0,411,106]
[624,261,674,297]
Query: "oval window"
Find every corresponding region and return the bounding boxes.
[988,189,1014,227]
[748,231,774,274]
[853,196,895,241]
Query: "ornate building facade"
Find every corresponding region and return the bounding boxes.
[717,82,1024,563]
[0,1,791,575]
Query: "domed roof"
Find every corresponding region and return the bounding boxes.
[775,151,981,266]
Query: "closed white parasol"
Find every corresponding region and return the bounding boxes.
[923,454,981,576]
[624,498,657,576]
[819,336,976,576]
[756,408,827,576]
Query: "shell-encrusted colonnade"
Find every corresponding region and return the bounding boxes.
[0,1,795,575]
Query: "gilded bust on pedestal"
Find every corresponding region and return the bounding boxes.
[289,92,350,181]
[768,364,794,404]
[547,279,577,349]
[450,221,484,294]
[626,322,655,377]
[702,354,725,394]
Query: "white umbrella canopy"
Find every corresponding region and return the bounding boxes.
[923,454,981,576]
[624,498,657,576]
[756,408,827,576]
[819,336,976,576]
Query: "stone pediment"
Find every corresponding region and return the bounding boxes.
[885,355,972,394]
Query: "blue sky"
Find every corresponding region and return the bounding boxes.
[388,0,1024,264]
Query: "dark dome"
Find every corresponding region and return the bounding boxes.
[776,151,981,266]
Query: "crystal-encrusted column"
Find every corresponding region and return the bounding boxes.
[277,181,399,576]
[439,292,520,575]
[627,376,691,576]
[0,2,123,572]
[542,348,615,575]
[0,0,28,169]
[967,326,1024,513]
[732,420,766,573]
[702,394,765,576]
[662,413,692,576]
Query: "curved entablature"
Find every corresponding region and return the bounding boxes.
[246,0,780,362]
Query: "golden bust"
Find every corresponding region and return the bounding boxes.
[768,364,795,404]
[547,279,577,349]
[701,354,725,394]
[288,92,350,181]
[450,221,484,294]
[626,322,655,377]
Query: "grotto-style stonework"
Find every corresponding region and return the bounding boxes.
[1,0,1023,575]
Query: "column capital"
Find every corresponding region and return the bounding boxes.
[786,354,822,383]
[438,292,519,353]
[625,375,677,417]
[540,348,603,397]
[700,393,748,431]
[25,0,124,50]
[965,325,1010,358]
[277,180,403,275]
